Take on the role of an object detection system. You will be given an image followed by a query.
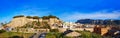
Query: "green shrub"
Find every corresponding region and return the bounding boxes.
[13,15,24,18]
[32,16,40,19]
[46,32,62,38]
[50,29,59,32]
[75,31,102,38]
[64,36,73,38]
[0,30,6,33]
[9,36,23,38]
[26,16,33,19]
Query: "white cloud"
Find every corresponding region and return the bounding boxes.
[61,10,120,22]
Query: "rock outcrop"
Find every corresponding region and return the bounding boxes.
[6,15,62,28]
[6,17,34,28]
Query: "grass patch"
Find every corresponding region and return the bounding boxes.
[45,31,102,38]
[0,32,33,38]
[76,31,102,38]
[46,32,61,38]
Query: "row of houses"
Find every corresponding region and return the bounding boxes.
[57,22,120,38]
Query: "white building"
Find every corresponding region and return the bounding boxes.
[62,22,77,29]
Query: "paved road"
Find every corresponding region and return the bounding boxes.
[38,33,47,38]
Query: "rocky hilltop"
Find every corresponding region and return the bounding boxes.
[6,15,62,28]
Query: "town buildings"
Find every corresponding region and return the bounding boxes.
[2,15,119,38]
[61,22,96,32]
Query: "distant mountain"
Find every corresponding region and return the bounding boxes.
[75,19,120,26]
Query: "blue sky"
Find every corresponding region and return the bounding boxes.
[0,0,120,23]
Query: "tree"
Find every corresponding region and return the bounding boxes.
[26,16,32,19]
[9,36,23,38]
[32,16,40,19]
[50,29,59,32]
[0,30,6,33]
[42,15,59,19]
[42,16,49,19]
[48,15,59,19]
[43,22,51,29]
[32,16,41,26]
[48,15,57,18]
[13,15,24,18]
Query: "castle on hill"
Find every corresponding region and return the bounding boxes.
[6,15,62,29]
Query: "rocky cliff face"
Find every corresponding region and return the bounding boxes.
[6,17,34,28]
[6,16,62,28]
